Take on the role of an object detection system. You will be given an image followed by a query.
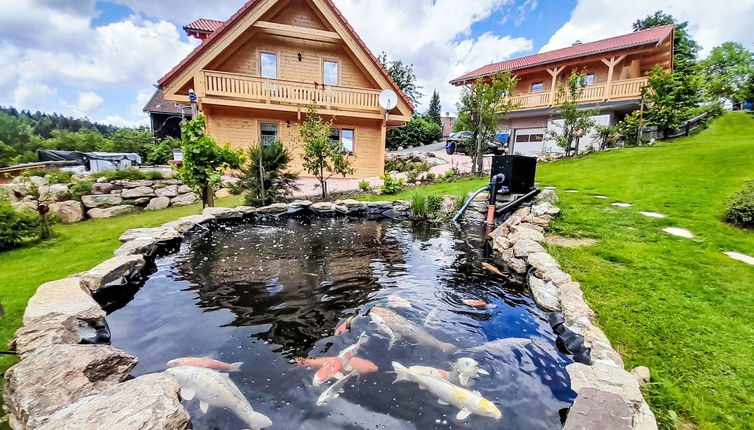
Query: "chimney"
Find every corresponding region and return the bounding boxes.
[572,40,582,46]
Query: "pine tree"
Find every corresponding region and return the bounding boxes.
[427,90,442,125]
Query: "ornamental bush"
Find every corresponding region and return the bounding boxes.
[0,200,40,250]
[386,116,443,150]
[724,180,754,228]
[379,172,404,194]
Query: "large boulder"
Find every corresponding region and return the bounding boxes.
[177,185,192,194]
[535,189,559,204]
[23,278,105,326]
[202,206,242,219]
[528,275,561,311]
[121,180,153,188]
[566,362,644,407]
[10,317,80,359]
[48,201,85,223]
[170,193,198,206]
[508,225,545,244]
[113,237,156,257]
[81,194,122,208]
[38,373,190,430]
[145,197,170,211]
[77,255,145,292]
[532,202,560,217]
[256,203,288,214]
[161,214,214,234]
[154,185,179,198]
[527,252,560,274]
[38,184,70,202]
[121,186,155,199]
[3,344,138,429]
[563,387,633,430]
[91,182,114,195]
[214,188,231,198]
[87,205,136,219]
[119,226,181,243]
[512,239,546,258]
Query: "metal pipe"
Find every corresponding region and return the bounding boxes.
[494,187,541,217]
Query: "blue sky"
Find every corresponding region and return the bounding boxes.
[0,0,751,127]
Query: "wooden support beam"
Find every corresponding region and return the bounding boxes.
[546,66,564,106]
[252,21,341,43]
[601,55,626,101]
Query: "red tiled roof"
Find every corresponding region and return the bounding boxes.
[159,0,414,111]
[450,24,674,85]
[183,18,224,34]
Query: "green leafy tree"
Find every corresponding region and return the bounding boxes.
[455,72,518,172]
[43,129,111,152]
[377,52,422,106]
[0,112,32,154]
[427,90,442,125]
[177,115,244,208]
[386,116,442,150]
[642,66,702,130]
[702,42,754,105]
[0,140,17,166]
[633,11,700,72]
[299,103,353,198]
[240,140,299,206]
[110,128,153,160]
[146,137,180,165]
[547,71,599,157]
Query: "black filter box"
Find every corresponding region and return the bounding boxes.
[490,155,537,193]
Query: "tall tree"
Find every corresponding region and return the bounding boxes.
[547,71,599,157]
[377,52,423,106]
[632,11,700,72]
[427,90,442,125]
[299,102,353,198]
[702,42,754,105]
[642,66,702,129]
[454,72,518,173]
[177,115,244,208]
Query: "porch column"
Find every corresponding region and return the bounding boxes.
[601,55,625,101]
[546,66,564,107]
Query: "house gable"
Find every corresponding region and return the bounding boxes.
[159,0,412,118]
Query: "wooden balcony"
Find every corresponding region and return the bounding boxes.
[201,70,383,114]
[508,77,648,111]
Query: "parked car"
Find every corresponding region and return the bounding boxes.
[445,131,506,155]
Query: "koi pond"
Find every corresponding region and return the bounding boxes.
[107,217,576,429]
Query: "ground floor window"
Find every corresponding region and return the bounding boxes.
[260,123,278,145]
[515,133,544,143]
[329,128,354,153]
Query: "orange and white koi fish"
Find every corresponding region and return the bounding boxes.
[334,314,356,336]
[297,356,379,375]
[312,332,368,386]
[462,299,498,309]
[167,357,243,372]
[387,294,412,308]
[481,262,506,277]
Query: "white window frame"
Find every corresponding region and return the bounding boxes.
[259,51,278,79]
[322,60,340,86]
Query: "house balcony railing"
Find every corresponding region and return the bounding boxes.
[507,77,648,110]
[202,70,383,113]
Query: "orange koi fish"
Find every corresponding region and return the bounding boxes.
[312,332,368,386]
[166,356,243,372]
[333,314,356,336]
[297,356,379,374]
[462,299,498,309]
[482,262,506,277]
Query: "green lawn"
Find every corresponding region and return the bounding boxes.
[0,195,243,376]
[366,113,754,429]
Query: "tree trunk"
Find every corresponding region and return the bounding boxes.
[319,167,327,199]
[475,116,485,173]
[203,184,215,208]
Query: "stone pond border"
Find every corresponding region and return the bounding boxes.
[4,193,656,429]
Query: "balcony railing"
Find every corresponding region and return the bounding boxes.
[202,70,383,113]
[508,77,648,110]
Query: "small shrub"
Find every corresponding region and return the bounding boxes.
[407,169,421,184]
[423,172,436,183]
[380,172,405,194]
[0,200,40,250]
[724,180,754,228]
[69,180,92,201]
[410,192,427,218]
[358,180,370,192]
[444,169,457,178]
[92,168,147,181]
[144,171,165,180]
[426,194,442,216]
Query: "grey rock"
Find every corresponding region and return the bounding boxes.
[203,206,243,218]
[23,278,105,326]
[532,202,561,217]
[334,204,349,213]
[312,202,335,211]
[171,192,197,206]
[493,235,513,252]
[162,214,214,234]
[214,187,232,199]
[48,201,84,223]
[542,270,573,287]
[634,400,659,430]
[119,226,181,243]
[527,252,560,274]
[591,343,625,368]
[4,344,138,429]
[522,214,551,227]
[145,197,170,211]
[631,366,651,385]
[177,185,192,194]
[393,200,411,212]
[95,176,108,183]
[39,373,190,430]
[561,294,595,325]
[113,237,156,257]
[81,194,122,208]
[439,195,457,216]
[501,249,528,275]
[535,189,559,204]
[121,186,155,199]
[91,183,114,195]
[288,200,312,208]
[489,225,509,242]
[133,197,150,205]
[87,205,136,219]
[528,276,560,311]
[236,206,257,215]
[563,387,632,430]
[512,239,546,257]
[335,199,367,209]
[38,184,70,202]
[122,180,153,188]
[10,317,80,359]
[78,255,145,292]
[365,201,393,209]
[509,226,545,243]
[256,203,288,214]
[154,185,179,198]
[566,362,644,406]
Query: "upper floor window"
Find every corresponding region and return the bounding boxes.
[531,82,544,92]
[260,52,277,79]
[323,60,339,85]
[584,74,595,85]
[260,123,278,145]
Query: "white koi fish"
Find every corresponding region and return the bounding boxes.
[369,311,397,349]
[316,370,358,406]
[312,332,368,386]
[452,358,490,386]
[166,366,272,430]
[392,362,502,421]
[423,305,440,327]
[387,294,412,308]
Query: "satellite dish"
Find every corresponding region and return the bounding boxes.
[378,89,398,111]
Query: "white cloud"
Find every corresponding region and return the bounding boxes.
[541,0,754,57]
[12,81,57,109]
[98,115,149,128]
[76,92,104,113]
[333,0,533,114]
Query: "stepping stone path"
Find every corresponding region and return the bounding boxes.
[723,252,754,266]
[565,189,579,193]
[663,227,694,238]
[639,211,666,218]
[544,186,557,190]
[592,195,609,199]
[611,202,632,207]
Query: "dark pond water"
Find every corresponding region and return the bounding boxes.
[107,217,575,430]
